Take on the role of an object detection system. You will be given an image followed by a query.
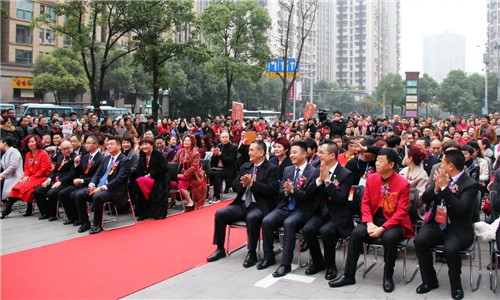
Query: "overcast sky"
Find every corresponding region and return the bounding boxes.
[400,0,488,75]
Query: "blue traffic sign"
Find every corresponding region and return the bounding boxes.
[267,58,299,73]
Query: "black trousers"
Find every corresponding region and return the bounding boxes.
[59,185,84,221]
[213,202,264,252]
[34,183,66,217]
[261,207,309,266]
[75,187,126,226]
[302,215,341,268]
[414,223,471,291]
[208,168,235,198]
[344,224,403,279]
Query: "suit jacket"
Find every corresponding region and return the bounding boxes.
[62,151,103,186]
[210,142,237,174]
[361,172,415,238]
[422,172,480,245]
[423,155,440,176]
[91,153,131,195]
[231,159,280,215]
[277,164,317,217]
[74,146,87,157]
[49,153,76,184]
[307,164,354,238]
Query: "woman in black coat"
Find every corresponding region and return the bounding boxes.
[135,137,169,220]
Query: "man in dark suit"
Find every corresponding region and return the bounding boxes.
[59,135,103,225]
[258,141,317,277]
[414,149,480,300]
[209,132,237,201]
[416,138,440,176]
[70,134,88,157]
[207,140,280,267]
[33,140,75,221]
[74,136,131,234]
[302,141,354,280]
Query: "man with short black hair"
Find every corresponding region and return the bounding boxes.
[258,141,317,277]
[154,135,175,162]
[330,148,414,293]
[414,150,480,300]
[328,111,346,136]
[207,140,280,266]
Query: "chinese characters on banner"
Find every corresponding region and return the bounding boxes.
[232,101,244,123]
[304,102,316,119]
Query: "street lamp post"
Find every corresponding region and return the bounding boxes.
[484,52,490,115]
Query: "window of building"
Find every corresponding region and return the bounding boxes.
[40,5,55,21]
[39,28,44,43]
[15,49,32,65]
[16,0,34,20]
[16,25,32,44]
[45,29,55,44]
[63,34,71,46]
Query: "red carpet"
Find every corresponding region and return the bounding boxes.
[1,201,246,299]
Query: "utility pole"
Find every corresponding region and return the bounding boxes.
[484,52,490,114]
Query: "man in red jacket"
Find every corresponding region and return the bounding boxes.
[329,148,414,293]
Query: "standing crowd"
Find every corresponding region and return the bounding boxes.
[1,107,500,298]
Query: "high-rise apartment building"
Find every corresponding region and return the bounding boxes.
[487,0,500,73]
[330,0,400,92]
[422,32,465,83]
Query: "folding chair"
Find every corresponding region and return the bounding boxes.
[431,191,483,292]
[199,159,215,202]
[276,226,306,267]
[488,190,499,292]
[362,188,419,283]
[167,162,184,213]
[102,193,137,231]
[226,220,261,258]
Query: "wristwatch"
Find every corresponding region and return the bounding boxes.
[324,179,331,186]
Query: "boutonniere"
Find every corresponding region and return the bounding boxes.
[380,183,390,198]
[332,175,340,189]
[449,183,459,193]
[84,159,95,175]
[297,175,307,189]
[108,161,119,176]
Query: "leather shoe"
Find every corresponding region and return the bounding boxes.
[38,214,49,220]
[207,248,226,262]
[257,257,276,270]
[305,263,325,275]
[138,216,148,221]
[451,288,464,300]
[328,274,356,288]
[89,225,103,234]
[243,251,257,268]
[63,219,74,225]
[48,216,58,222]
[383,277,395,293]
[416,282,439,294]
[78,222,91,233]
[73,221,83,226]
[272,265,291,277]
[325,265,338,281]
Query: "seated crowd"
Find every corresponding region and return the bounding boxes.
[1,108,500,298]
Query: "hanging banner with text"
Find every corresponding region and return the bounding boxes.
[303,102,317,120]
[295,80,303,101]
[232,101,244,123]
[288,83,294,101]
[404,72,420,118]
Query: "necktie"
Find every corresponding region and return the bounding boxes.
[320,171,333,216]
[98,157,115,187]
[288,167,301,211]
[244,166,259,207]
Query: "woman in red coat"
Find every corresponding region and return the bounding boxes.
[1,135,51,218]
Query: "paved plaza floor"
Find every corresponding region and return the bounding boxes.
[1,192,498,299]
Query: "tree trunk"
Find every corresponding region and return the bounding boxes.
[280,84,288,120]
[225,73,233,116]
[152,65,160,121]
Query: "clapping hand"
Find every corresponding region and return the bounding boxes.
[319,161,329,182]
[240,174,252,187]
[283,179,294,194]
[434,168,450,192]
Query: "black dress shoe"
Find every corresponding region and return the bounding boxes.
[243,251,257,268]
[48,216,58,222]
[416,282,439,294]
[138,216,148,221]
[23,203,32,216]
[89,225,103,234]
[0,208,11,219]
[38,214,49,220]
[78,222,91,233]
[272,265,291,277]
[451,288,464,300]
[63,219,75,225]
[383,277,395,293]
[207,248,226,262]
[325,265,338,281]
[73,221,83,226]
[328,274,356,288]
[257,257,276,270]
[305,263,325,275]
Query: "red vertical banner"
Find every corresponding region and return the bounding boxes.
[232,101,244,123]
[288,83,294,101]
[303,102,317,119]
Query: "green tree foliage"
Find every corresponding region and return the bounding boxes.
[200,0,272,114]
[233,77,282,110]
[437,70,478,115]
[1,3,8,19]
[127,0,208,120]
[419,73,439,105]
[467,72,499,114]
[33,1,135,115]
[375,73,405,116]
[31,48,88,105]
